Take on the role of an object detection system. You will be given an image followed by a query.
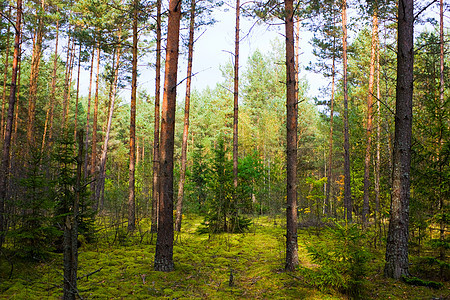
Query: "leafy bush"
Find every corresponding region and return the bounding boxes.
[305,221,370,299]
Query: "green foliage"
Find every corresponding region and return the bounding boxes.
[305,221,370,298]
[197,137,252,234]
[401,276,443,290]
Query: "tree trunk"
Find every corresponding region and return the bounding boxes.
[128,0,138,232]
[438,0,445,279]
[325,44,336,217]
[74,44,82,141]
[63,131,83,300]
[41,18,59,154]
[95,43,122,212]
[285,0,299,272]
[27,0,45,148]
[151,0,162,233]
[375,35,381,239]
[233,0,240,202]
[362,10,378,225]
[384,0,413,279]
[0,0,22,247]
[83,45,95,180]
[1,6,11,139]
[342,0,352,222]
[154,0,182,272]
[91,45,101,209]
[175,0,196,232]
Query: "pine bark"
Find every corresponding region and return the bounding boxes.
[325,46,336,216]
[41,18,59,154]
[27,0,45,148]
[175,0,196,232]
[1,6,11,139]
[83,46,95,180]
[74,44,82,141]
[342,0,352,222]
[154,0,182,272]
[128,0,138,232]
[384,0,413,279]
[285,0,299,271]
[438,0,445,279]
[0,0,22,247]
[362,11,378,225]
[233,0,240,200]
[151,0,162,233]
[91,45,101,209]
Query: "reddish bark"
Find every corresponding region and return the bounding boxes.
[154,0,182,272]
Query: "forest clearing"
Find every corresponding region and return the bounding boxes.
[1,0,449,299]
[0,215,449,299]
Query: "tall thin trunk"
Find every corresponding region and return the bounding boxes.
[128,0,139,232]
[438,0,445,279]
[27,0,45,148]
[74,44,82,141]
[285,0,298,271]
[1,6,11,139]
[175,0,196,232]
[154,0,182,272]
[375,36,381,238]
[151,0,162,233]
[342,0,352,222]
[325,39,337,216]
[95,43,122,212]
[0,0,22,247]
[41,18,59,154]
[63,131,83,300]
[91,45,101,208]
[232,0,240,230]
[384,0,413,279]
[83,45,95,180]
[362,10,378,225]
[62,34,74,129]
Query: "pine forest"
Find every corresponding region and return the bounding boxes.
[0,0,449,298]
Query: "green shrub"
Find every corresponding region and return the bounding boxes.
[305,220,370,299]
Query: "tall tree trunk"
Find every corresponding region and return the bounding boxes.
[0,0,22,247]
[151,0,162,233]
[175,0,196,232]
[83,45,95,180]
[1,6,11,139]
[27,0,45,148]
[154,0,182,272]
[438,0,445,279]
[233,0,240,202]
[384,0,413,279]
[95,43,122,212]
[63,132,83,300]
[41,18,59,154]
[62,35,75,129]
[74,44,82,141]
[375,36,381,239]
[91,45,101,209]
[342,0,352,222]
[362,10,378,225]
[128,0,139,232]
[285,0,298,271]
[325,41,336,217]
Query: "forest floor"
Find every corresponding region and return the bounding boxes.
[0,214,448,299]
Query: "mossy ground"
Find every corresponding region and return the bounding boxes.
[0,215,448,299]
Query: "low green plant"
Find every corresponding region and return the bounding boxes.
[401,276,443,289]
[305,220,370,299]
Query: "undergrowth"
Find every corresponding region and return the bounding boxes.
[0,214,448,299]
